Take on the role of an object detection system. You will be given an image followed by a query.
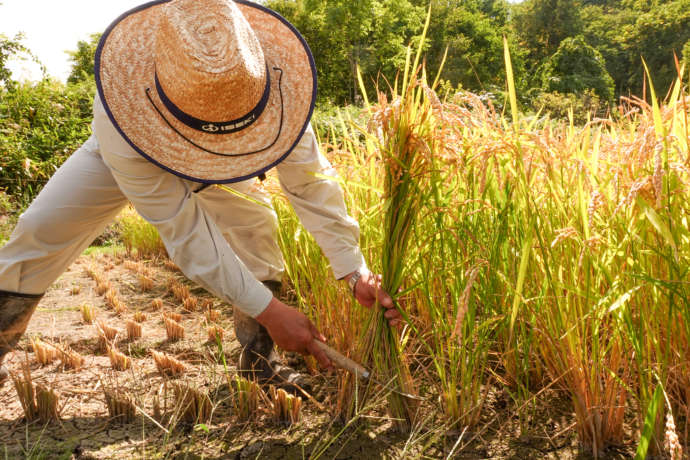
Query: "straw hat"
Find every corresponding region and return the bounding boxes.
[95,0,317,183]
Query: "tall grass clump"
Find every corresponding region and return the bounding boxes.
[273,41,690,454]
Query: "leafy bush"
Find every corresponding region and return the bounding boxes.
[0,79,95,206]
[532,89,605,124]
[539,36,614,103]
[116,207,166,260]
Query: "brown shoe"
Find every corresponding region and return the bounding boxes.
[233,281,312,393]
[0,290,44,387]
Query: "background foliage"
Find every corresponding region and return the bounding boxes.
[1,0,689,208]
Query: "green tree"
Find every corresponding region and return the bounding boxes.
[539,36,614,102]
[66,33,102,85]
[420,1,519,93]
[511,0,584,66]
[266,0,423,105]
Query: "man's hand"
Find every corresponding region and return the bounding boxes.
[255,297,333,369]
[346,271,402,327]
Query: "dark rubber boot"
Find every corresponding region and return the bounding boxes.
[234,281,312,393]
[0,290,44,386]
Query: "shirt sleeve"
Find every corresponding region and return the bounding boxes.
[276,124,368,279]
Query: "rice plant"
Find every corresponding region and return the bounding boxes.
[138,274,154,292]
[133,311,147,323]
[107,345,131,371]
[151,350,186,377]
[172,382,212,423]
[103,388,137,424]
[270,387,302,425]
[30,337,58,366]
[182,296,198,313]
[151,298,164,311]
[270,43,690,455]
[207,325,224,343]
[57,344,84,370]
[164,318,185,341]
[80,304,96,324]
[231,375,261,422]
[126,320,142,340]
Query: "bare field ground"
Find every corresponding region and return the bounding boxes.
[0,250,631,459]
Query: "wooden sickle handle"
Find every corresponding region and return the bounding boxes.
[314,341,370,379]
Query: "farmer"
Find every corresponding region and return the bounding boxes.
[0,0,400,391]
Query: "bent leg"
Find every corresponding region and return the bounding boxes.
[0,135,128,294]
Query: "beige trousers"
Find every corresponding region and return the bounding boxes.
[0,94,366,317]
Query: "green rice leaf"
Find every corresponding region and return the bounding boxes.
[634,384,663,460]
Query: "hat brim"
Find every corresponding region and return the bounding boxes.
[95,0,317,184]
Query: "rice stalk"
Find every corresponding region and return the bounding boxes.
[138,274,154,292]
[103,388,137,424]
[30,337,58,366]
[80,304,96,324]
[133,311,147,323]
[11,364,37,421]
[172,382,212,423]
[163,311,183,323]
[126,320,142,340]
[165,318,185,342]
[151,298,164,311]
[57,344,85,370]
[270,386,302,425]
[182,296,198,313]
[206,309,221,323]
[151,350,186,377]
[35,384,60,423]
[207,325,224,343]
[231,376,261,422]
[107,345,131,371]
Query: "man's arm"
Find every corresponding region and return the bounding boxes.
[276,125,401,325]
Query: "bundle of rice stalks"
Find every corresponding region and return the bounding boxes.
[95,281,111,296]
[207,326,224,343]
[172,382,212,423]
[163,311,183,323]
[123,260,142,273]
[352,33,436,430]
[12,365,38,421]
[138,274,154,292]
[104,388,137,423]
[270,386,301,424]
[57,345,85,370]
[170,282,191,302]
[70,284,81,295]
[11,364,61,422]
[104,289,119,309]
[182,296,198,313]
[165,318,185,341]
[151,298,164,311]
[151,350,186,377]
[107,345,131,371]
[133,311,147,323]
[163,259,180,272]
[96,320,119,348]
[30,337,58,366]
[85,266,104,283]
[206,309,221,323]
[80,304,96,324]
[126,320,142,340]
[114,300,129,316]
[232,376,261,422]
[201,299,214,310]
[35,384,60,423]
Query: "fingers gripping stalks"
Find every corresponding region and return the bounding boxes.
[255,298,332,370]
